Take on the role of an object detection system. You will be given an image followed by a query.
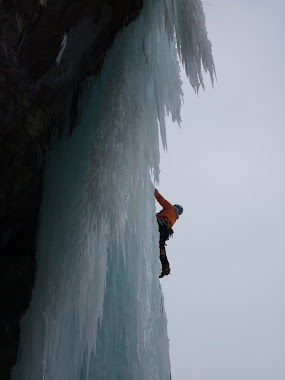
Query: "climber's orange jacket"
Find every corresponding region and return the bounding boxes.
[154,189,177,228]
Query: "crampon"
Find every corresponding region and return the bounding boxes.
[159,267,171,278]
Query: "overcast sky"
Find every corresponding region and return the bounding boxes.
[158,1,285,379]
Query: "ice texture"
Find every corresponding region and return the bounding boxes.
[172,0,216,91]
[12,1,214,379]
[39,0,48,7]
[56,33,68,65]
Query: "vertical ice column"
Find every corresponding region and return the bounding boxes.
[11,85,110,380]
[12,0,215,378]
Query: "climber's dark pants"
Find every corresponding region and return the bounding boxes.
[157,218,172,269]
[160,251,170,269]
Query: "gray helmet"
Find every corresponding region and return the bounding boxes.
[174,204,183,215]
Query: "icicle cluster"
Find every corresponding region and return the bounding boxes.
[12,1,215,379]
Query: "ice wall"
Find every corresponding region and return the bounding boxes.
[12,1,214,379]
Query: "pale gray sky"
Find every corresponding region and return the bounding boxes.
[159,1,285,379]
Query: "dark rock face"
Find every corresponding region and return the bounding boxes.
[0,1,142,378]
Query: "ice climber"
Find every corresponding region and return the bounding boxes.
[154,189,183,278]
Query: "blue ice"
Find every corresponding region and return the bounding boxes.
[12,1,214,379]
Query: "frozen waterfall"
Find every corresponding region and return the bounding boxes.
[12,0,215,379]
